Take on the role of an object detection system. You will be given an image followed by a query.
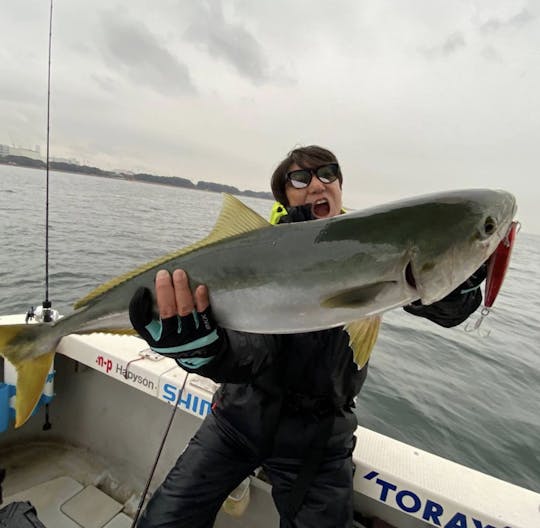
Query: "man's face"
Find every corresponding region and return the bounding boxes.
[285,163,343,219]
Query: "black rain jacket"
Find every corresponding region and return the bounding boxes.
[180,205,487,456]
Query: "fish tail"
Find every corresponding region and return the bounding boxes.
[0,324,56,427]
[0,323,29,352]
[13,351,55,427]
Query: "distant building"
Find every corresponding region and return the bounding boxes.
[10,147,42,161]
[51,156,80,165]
[2,145,42,161]
[0,145,83,165]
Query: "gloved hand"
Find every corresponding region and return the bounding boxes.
[403,262,488,327]
[278,204,316,224]
[129,284,221,369]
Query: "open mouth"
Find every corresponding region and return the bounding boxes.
[311,199,330,218]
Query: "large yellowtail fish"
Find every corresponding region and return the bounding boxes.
[0,190,517,426]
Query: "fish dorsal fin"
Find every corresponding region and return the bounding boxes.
[74,194,271,309]
[206,193,271,241]
[344,315,381,369]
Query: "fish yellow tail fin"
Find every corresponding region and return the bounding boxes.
[0,323,56,428]
[0,324,30,359]
[13,351,55,427]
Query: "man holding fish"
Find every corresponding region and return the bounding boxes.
[129,145,493,528]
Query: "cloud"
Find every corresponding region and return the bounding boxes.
[1,0,539,233]
[420,32,466,59]
[184,1,270,84]
[479,8,535,33]
[98,10,196,96]
[481,46,503,63]
[0,74,44,106]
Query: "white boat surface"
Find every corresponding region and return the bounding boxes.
[1,313,538,528]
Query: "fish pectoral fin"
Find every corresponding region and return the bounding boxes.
[344,316,382,369]
[321,282,394,308]
[13,351,55,428]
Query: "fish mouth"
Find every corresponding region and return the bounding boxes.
[311,199,330,218]
[405,261,417,290]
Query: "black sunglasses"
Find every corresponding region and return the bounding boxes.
[286,163,340,189]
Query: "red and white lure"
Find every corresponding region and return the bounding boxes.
[465,221,520,336]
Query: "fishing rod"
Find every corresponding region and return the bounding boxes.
[130,373,189,527]
[27,0,56,325]
[42,0,54,323]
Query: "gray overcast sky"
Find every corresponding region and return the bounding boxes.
[1,0,539,232]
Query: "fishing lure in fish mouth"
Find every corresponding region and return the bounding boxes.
[465,220,520,336]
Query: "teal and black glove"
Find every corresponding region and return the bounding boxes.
[129,286,221,369]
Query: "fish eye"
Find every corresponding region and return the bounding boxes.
[484,216,497,236]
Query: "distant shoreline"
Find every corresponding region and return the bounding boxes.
[0,155,273,201]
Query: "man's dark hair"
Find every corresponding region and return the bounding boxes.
[270,145,343,206]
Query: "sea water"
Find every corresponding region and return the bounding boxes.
[0,165,538,493]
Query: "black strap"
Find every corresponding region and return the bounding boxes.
[0,467,5,504]
[285,411,336,522]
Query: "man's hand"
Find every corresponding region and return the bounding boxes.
[129,269,220,369]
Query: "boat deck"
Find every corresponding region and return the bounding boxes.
[3,441,132,527]
[1,439,282,528]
